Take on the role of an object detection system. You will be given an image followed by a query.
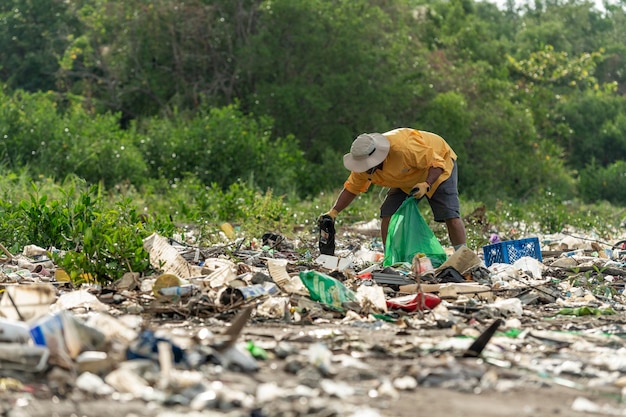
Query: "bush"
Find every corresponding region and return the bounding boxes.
[0,88,148,188]
[0,174,175,284]
[579,160,626,205]
[138,102,310,196]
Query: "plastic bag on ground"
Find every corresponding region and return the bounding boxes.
[299,270,360,312]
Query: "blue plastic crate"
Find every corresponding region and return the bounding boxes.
[482,237,542,267]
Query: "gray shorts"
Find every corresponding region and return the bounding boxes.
[380,160,460,222]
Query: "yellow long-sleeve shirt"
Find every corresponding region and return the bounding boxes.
[343,128,457,198]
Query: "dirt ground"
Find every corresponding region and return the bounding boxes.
[4,385,609,417]
[4,318,624,417]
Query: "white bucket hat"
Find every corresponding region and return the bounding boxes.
[343,133,390,172]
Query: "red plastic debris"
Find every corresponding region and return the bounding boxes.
[386,292,441,312]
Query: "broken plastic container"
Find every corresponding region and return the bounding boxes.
[29,310,106,364]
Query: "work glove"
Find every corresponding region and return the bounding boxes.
[317,209,338,226]
[410,182,430,199]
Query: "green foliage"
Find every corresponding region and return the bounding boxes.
[240,0,420,161]
[54,196,157,284]
[18,185,72,249]
[138,102,308,196]
[579,160,626,205]
[138,177,293,246]
[0,88,147,187]
[0,0,79,91]
[1,0,626,205]
[0,174,174,284]
[554,91,626,169]
[508,45,604,90]
[481,194,622,243]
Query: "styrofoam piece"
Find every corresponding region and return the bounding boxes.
[315,254,353,271]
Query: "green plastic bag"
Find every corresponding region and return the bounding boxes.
[383,198,447,267]
[299,270,360,312]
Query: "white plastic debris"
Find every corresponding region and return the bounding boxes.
[143,232,203,279]
[491,297,524,317]
[512,256,545,279]
[571,397,626,415]
[51,289,109,313]
[76,372,114,395]
[203,258,238,288]
[267,258,308,295]
[0,283,55,321]
[356,284,387,312]
[315,254,353,271]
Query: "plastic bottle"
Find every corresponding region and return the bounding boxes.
[158,284,195,296]
[152,273,189,297]
[412,253,434,276]
[318,215,336,255]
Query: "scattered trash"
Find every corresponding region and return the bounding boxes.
[0,228,624,416]
[315,254,353,271]
[0,283,56,321]
[462,318,503,357]
[299,270,360,312]
[0,317,31,343]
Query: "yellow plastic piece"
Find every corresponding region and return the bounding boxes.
[54,269,71,282]
[220,222,236,239]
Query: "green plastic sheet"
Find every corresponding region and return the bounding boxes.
[383,198,447,268]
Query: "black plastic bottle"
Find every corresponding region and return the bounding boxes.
[318,215,336,255]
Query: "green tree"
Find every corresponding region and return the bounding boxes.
[0,0,79,92]
[554,92,626,168]
[579,159,626,204]
[0,87,147,187]
[59,0,261,121]
[239,0,422,163]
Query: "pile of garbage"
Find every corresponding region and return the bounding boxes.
[1,228,626,416]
